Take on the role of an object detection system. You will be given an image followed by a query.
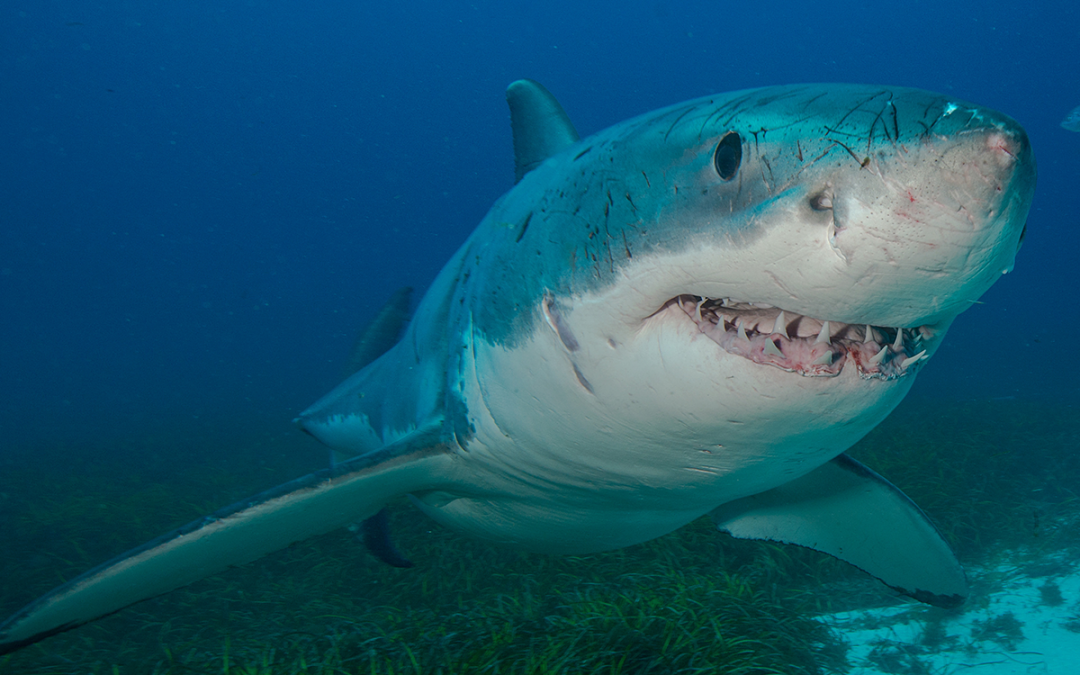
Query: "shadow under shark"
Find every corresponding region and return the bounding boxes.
[0,80,1036,654]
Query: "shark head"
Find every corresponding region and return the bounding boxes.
[642,87,1034,362]
[578,86,1033,390]
[425,83,1035,551]
[477,84,1033,362]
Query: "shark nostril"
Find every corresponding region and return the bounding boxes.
[809,190,833,211]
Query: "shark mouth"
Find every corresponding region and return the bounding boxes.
[674,295,932,379]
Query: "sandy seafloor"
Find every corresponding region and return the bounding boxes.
[831,555,1080,674]
[2,396,1079,674]
[824,398,1080,675]
[825,402,1080,675]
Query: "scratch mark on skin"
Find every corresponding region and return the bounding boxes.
[919,101,946,137]
[685,466,722,476]
[830,91,892,136]
[829,139,871,168]
[698,95,754,137]
[543,294,581,352]
[765,270,798,302]
[571,362,594,394]
[663,105,700,142]
[515,212,533,243]
[868,99,895,153]
[761,156,775,189]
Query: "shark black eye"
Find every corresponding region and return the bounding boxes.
[713,131,742,181]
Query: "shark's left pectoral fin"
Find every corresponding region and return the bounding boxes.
[711,454,966,608]
[0,423,451,655]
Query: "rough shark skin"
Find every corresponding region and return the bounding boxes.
[0,81,1036,654]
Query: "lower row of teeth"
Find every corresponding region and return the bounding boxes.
[677,296,929,377]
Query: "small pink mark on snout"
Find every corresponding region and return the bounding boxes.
[986,132,1018,167]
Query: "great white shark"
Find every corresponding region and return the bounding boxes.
[0,80,1035,653]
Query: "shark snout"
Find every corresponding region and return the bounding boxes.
[938,105,1035,201]
[985,129,1023,167]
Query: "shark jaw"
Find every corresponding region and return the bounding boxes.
[671,295,932,379]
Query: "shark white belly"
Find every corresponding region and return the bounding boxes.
[0,80,1036,653]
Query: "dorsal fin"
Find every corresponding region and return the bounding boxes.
[343,286,413,377]
[506,79,579,183]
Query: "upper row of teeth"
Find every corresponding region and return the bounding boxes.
[681,297,930,369]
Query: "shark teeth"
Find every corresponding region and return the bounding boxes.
[673,295,935,380]
[771,311,789,338]
[900,350,928,369]
[815,321,831,345]
[764,338,784,357]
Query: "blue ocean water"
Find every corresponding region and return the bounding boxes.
[1,1,1078,672]
[2,1,1076,450]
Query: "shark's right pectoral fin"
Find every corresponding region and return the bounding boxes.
[0,423,451,655]
[710,454,966,608]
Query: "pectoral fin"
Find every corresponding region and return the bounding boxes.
[0,423,451,655]
[710,454,966,608]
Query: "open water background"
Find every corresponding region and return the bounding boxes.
[1,2,1079,673]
